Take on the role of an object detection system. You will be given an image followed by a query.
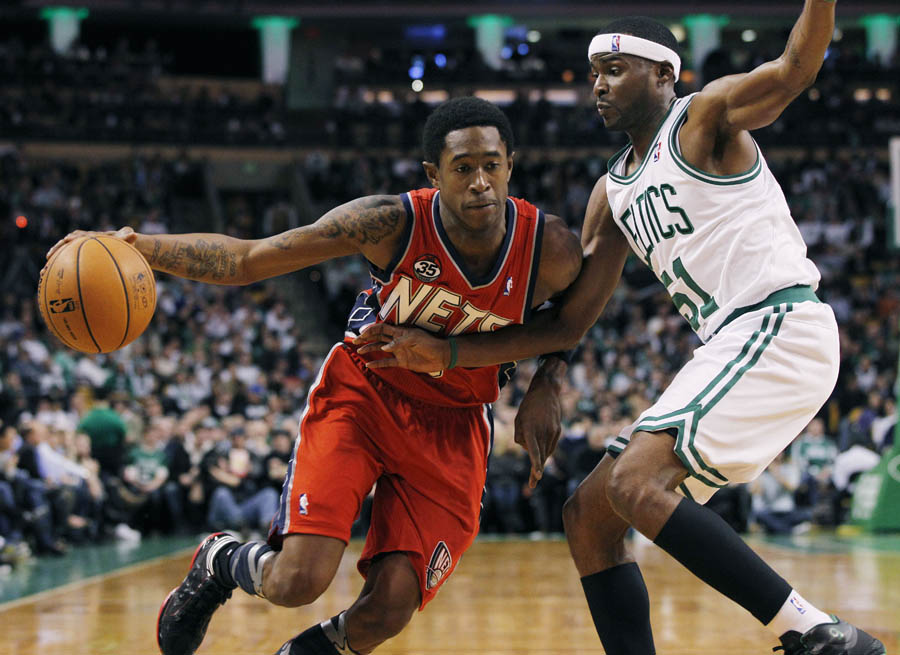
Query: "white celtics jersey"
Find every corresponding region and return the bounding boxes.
[606,93,821,342]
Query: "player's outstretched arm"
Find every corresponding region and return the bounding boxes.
[357,176,630,369]
[690,0,835,135]
[44,195,408,285]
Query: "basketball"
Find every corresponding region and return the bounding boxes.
[38,235,157,354]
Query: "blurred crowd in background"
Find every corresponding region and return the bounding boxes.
[0,31,898,569]
[0,35,898,148]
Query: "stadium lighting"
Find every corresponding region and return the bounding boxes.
[40,7,89,54]
[860,14,899,65]
[741,30,757,43]
[251,16,299,31]
[526,30,541,43]
[468,14,513,70]
[252,16,299,85]
[39,7,88,21]
[411,80,424,92]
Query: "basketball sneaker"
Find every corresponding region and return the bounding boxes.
[774,616,886,655]
[157,532,238,655]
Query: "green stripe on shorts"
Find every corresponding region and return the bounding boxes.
[633,304,789,487]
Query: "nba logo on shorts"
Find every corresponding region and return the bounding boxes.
[611,35,621,52]
[299,493,309,516]
[426,541,452,590]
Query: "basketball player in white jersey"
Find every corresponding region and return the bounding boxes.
[355,3,886,653]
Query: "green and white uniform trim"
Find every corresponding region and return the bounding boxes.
[609,286,839,505]
[605,93,821,343]
[609,300,793,488]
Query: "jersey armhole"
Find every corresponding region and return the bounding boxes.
[368,192,416,284]
[522,210,546,322]
[672,96,763,186]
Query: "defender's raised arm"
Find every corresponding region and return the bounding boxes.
[691,0,835,135]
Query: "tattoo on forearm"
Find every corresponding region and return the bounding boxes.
[147,238,238,281]
[269,196,404,251]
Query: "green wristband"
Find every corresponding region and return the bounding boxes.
[447,337,458,370]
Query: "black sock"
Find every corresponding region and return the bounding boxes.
[580,563,655,655]
[211,541,240,588]
[278,615,359,655]
[277,624,339,655]
[653,497,791,624]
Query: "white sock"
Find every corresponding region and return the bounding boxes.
[766,589,833,638]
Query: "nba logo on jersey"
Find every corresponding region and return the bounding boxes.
[299,493,309,516]
[426,541,452,589]
[653,141,662,162]
[504,276,513,296]
[611,35,621,52]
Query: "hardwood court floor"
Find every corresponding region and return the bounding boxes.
[1,535,898,655]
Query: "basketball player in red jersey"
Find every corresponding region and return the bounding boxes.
[46,97,582,655]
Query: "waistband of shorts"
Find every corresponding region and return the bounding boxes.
[715,285,820,335]
[341,343,484,413]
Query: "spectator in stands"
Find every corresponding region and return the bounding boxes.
[0,420,65,555]
[484,416,529,535]
[264,429,292,494]
[749,452,811,536]
[77,387,128,479]
[791,417,838,523]
[121,417,178,534]
[204,426,278,535]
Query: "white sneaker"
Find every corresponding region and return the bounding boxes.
[114,523,142,542]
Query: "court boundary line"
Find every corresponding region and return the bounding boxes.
[0,544,196,612]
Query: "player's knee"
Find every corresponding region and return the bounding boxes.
[351,555,420,640]
[606,457,651,522]
[354,592,418,640]
[265,564,333,607]
[562,485,587,535]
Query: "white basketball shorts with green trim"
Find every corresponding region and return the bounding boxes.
[608,298,839,504]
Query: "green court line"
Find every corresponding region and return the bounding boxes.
[0,534,199,606]
[753,532,900,555]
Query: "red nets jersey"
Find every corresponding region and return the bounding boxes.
[344,187,545,407]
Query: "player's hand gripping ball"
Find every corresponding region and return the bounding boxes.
[38,232,156,353]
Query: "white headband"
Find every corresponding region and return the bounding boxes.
[588,33,681,82]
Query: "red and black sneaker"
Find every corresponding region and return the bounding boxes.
[774,617,886,655]
[157,533,238,655]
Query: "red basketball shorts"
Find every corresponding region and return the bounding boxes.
[268,343,492,608]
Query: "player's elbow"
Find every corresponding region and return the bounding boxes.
[777,55,820,95]
[556,319,588,352]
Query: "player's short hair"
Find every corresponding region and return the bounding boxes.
[596,16,679,57]
[422,97,514,164]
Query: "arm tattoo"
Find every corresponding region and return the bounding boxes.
[319,196,406,246]
[148,238,238,281]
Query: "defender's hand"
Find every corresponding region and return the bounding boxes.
[514,370,563,488]
[354,323,451,373]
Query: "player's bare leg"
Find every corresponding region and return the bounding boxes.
[274,552,421,654]
[563,454,655,653]
[262,534,346,607]
[605,430,884,655]
[563,454,633,574]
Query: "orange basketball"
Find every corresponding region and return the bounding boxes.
[38,235,157,354]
